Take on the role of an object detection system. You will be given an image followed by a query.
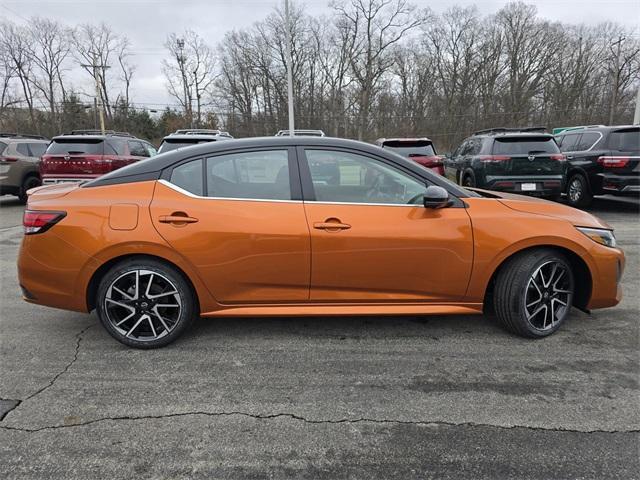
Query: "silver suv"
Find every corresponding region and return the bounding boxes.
[0,133,49,203]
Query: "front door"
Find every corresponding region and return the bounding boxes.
[151,148,310,303]
[299,148,473,302]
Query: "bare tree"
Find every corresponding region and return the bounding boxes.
[163,30,216,127]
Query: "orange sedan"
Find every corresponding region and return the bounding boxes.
[18,137,624,348]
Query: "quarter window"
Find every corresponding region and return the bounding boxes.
[305,149,427,205]
[206,150,290,200]
[170,159,203,196]
[128,140,149,157]
[16,143,30,156]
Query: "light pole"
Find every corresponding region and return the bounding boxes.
[284,0,295,136]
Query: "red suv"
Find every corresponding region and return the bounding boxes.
[40,130,157,185]
[375,137,445,175]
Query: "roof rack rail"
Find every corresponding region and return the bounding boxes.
[173,129,222,135]
[0,132,49,140]
[65,129,134,137]
[472,126,547,136]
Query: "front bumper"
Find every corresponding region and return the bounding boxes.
[587,242,625,310]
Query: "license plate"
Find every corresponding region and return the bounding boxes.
[521,183,537,191]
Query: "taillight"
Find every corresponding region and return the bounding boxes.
[23,210,66,235]
[550,154,566,161]
[478,155,510,162]
[413,155,444,167]
[0,156,19,163]
[598,156,629,168]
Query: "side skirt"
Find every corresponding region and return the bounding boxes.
[202,303,484,317]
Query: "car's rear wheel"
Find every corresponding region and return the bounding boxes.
[18,175,40,204]
[493,249,574,338]
[462,171,476,188]
[96,258,197,348]
[566,173,592,208]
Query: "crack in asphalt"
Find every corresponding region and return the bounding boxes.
[0,410,638,434]
[0,324,93,423]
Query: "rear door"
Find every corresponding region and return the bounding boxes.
[150,147,311,303]
[299,147,473,302]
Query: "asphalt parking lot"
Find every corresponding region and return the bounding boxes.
[0,194,638,479]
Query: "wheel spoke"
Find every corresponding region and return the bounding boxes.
[147,316,157,337]
[126,314,147,337]
[133,270,140,300]
[527,303,546,320]
[145,273,155,298]
[147,290,178,300]
[541,305,549,328]
[151,306,172,333]
[115,311,135,326]
[113,286,134,300]
[106,298,135,312]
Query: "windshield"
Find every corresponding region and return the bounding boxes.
[46,139,104,155]
[383,141,435,157]
[158,138,215,153]
[609,129,639,152]
[493,137,559,155]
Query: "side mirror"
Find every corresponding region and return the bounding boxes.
[423,185,453,209]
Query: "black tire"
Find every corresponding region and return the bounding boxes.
[96,257,198,348]
[462,171,476,188]
[493,248,574,338]
[566,173,592,208]
[18,175,41,204]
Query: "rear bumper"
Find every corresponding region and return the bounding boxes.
[600,173,640,195]
[484,176,564,196]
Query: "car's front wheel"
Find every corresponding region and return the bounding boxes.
[96,258,198,348]
[493,249,574,338]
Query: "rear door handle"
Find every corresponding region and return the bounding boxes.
[159,213,199,224]
[313,218,351,231]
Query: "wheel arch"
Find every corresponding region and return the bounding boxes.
[482,245,592,313]
[86,253,201,314]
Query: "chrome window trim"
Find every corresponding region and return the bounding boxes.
[158,179,300,203]
[159,179,424,207]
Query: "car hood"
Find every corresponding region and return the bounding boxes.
[469,188,612,230]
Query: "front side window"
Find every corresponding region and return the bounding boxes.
[305,149,427,205]
[206,150,290,200]
[170,159,203,196]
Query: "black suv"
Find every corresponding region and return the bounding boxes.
[555,125,639,207]
[444,127,567,199]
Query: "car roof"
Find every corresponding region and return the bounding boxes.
[162,134,228,141]
[84,136,472,198]
[51,135,133,141]
[0,133,49,142]
[377,137,433,144]
[556,125,638,134]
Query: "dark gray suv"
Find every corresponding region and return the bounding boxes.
[0,133,49,203]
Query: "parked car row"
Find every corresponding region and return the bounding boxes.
[384,125,639,208]
[1,125,637,208]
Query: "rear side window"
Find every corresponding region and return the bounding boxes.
[206,150,290,200]
[29,143,47,157]
[16,144,30,156]
[557,134,580,152]
[170,159,203,196]
[575,132,600,151]
[0,141,6,154]
[128,140,149,157]
[47,139,104,155]
[493,137,559,155]
[383,141,435,157]
[107,138,126,155]
[608,129,640,152]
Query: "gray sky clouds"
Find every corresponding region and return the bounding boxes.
[2,0,639,107]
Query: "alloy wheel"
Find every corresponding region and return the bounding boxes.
[524,261,573,331]
[103,269,182,342]
[568,177,582,203]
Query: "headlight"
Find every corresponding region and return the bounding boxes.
[576,227,617,248]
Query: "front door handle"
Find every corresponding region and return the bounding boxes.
[159,212,199,224]
[313,218,351,231]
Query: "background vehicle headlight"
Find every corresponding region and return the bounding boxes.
[576,227,617,248]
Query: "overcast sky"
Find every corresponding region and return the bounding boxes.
[1,0,639,108]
